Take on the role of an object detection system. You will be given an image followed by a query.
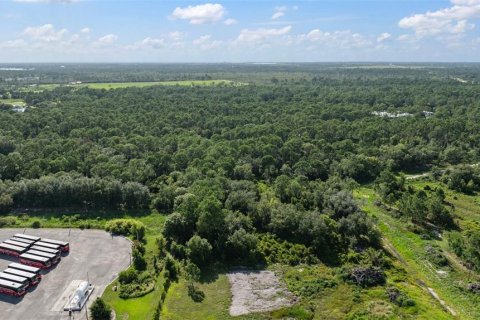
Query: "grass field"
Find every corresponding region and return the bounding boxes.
[355,184,480,320]
[18,80,247,92]
[0,98,26,105]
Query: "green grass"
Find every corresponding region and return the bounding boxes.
[0,210,165,230]
[19,80,247,92]
[355,186,480,320]
[103,271,165,320]
[100,212,167,319]
[162,274,267,320]
[0,98,26,105]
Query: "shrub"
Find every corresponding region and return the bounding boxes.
[425,244,449,267]
[467,283,480,294]
[90,298,112,320]
[0,216,16,228]
[258,234,319,266]
[31,220,41,229]
[133,248,147,271]
[118,268,138,284]
[105,219,145,240]
[386,287,415,307]
[347,266,385,287]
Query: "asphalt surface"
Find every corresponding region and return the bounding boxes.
[0,228,131,320]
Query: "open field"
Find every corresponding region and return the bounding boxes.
[355,185,480,320]
[0,98,26,105]
[0,228,131,320]
[17,80,247,92]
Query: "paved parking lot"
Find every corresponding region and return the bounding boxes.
[0,228,131,320]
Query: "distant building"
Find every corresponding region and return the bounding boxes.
[422,111,434,118]
[372,111,413,118]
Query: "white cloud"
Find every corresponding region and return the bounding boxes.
[193,34,221,50]
[171,3,226,24]
[398,0,480,37]
[169,31,185,41]
[23,24,67,42]
[14,0,77,3]
[80,27,90,34]
[306,29,372,48]
[224,18,238,25]
[272,6,288,20]
[377,32,392,42]
[127,37,164,50]
[0,39,27,49]
[271,12,285,20]
[236,26,292,44]
[94,34,118,47]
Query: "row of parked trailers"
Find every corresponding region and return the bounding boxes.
[0,234,69,297]
[0,263,42,297]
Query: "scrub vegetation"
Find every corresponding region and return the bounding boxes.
[1,63,480,319]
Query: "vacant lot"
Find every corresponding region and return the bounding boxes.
[0,228,131,320]
[228,270,296,316]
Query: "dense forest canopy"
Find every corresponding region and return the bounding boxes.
[2,63,480,318]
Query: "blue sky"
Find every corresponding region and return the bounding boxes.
[0,0,479,62]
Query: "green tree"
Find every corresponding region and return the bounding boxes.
[186,235,212,267]
[90,298,112,320]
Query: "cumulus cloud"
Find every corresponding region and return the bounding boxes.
[23,24,68,42]
[94,34,118,47]
[193,34,221,50]
[377,32,392,42]
[127,37,164,50]
[171,3,226,24]
[169,31,185,41]
[80,27,90,34]
[398,0,480,37]
[306,29,372,48]
[236,26,292,44]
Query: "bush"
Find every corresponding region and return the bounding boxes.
[386,287,415,307]
[347,266,385,287]
[119,280,155,299]
[257,234,319,266]
[31,220,41,229]
[467,283,480,294]
[118,268,138,284]
[0,216,16,228]
[90,297,112,320]
[425,244,449,267]
[133,248,147,271]
[105,219,145,241]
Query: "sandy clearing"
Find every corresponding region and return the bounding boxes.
[227,270,296,316]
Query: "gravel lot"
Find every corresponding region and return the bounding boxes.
[0,228,131,320]
[227,270,296,316]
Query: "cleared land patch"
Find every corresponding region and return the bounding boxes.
[20,80,247,92]
[227,270,296,316]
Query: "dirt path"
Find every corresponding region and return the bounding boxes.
[382,235,458,317]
